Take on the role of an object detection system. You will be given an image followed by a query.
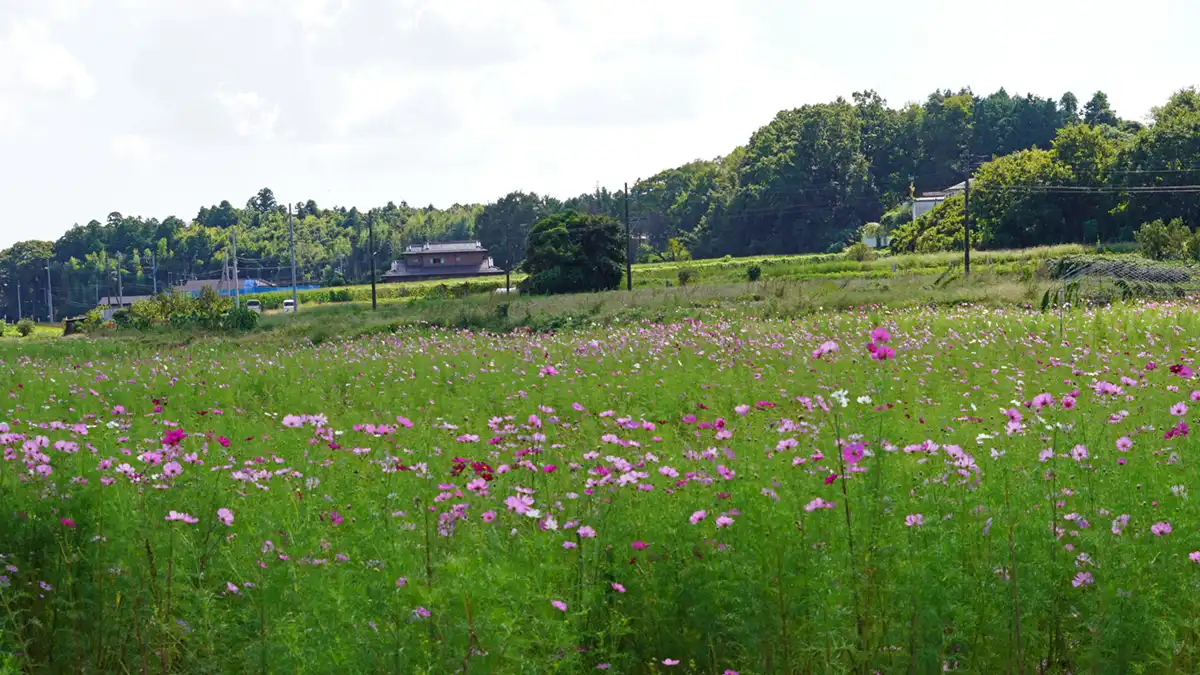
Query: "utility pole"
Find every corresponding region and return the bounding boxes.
[116,253,124,308]
[151,250,157,295]
[45,260,53,323]
[368,211,377,311]
[288,203,298,312]
[231,228,240,308]
[963,174,971,278]
[15,275,20,321]
[624,182,632,291]
[504,231,512,293]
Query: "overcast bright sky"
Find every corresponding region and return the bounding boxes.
[1,0,1197,249]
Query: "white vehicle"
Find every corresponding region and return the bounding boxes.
[282,299,297,313]
[245,299,262,314]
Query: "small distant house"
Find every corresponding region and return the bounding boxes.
[910,179,973,221]
[381,241,504,283]
[98,295,151,320]
[173,278,275,297]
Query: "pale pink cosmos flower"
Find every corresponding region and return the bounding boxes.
[1116,436,1133,452]
[165,511,198,524]
[217,508,234,526]
[905,514,924,528]
[689,510,707,524]
[162,461,183,478]
[715,515,734,528]
[734,404,750,415]
[804,498,836,512]
[481,510,496,523]
[577,525,597,538]
[1172,402,1189,417]
[1190,551,1200,563]
[1151,521,1172,536]
[662,659,680,666]
[1072,571,1094,588]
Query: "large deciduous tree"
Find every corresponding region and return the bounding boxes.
[521,211,624,295]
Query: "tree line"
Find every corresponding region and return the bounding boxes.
[4,85,1191,320]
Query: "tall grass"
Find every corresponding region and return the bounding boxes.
[4,299,1200,672]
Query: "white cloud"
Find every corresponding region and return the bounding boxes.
[0,18,95,99]
[213,88,279,140]
[110,133,153,162]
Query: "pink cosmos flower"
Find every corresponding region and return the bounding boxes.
[734,404,750,415]
[563,541,577,549]
[663,659,679,666]
[804,497,836,512]
[395,576,407,587]
[412,607,431,618]
[1061,395,1076,410]
[631,540,648,550]
[1031,393,1054,409]
[60,518,76,528]
[905,514,924,528]
[842,442,865,465]
[1116,436,1133,452]
[165,511,198,524]
[611,582,626,593]
[689,510,707,524]
[1190,551,1200,563]
[1172,402,1189,417]
[217,436,231,448]
[217,508,234,526]
[715,515,734,528]
[396,416,413,429]
[870,326,891,343]
[481,510,496,523]
[551,600,567,612]
[162,461,183,478]
[577,525,597,538]
[1069,445,1089,462]
[812,341,839,359]
[328,511,344,526]
[1072,571,1094,588]
[1151,521,1172,536]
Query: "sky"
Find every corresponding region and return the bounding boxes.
[1,0,1198,249]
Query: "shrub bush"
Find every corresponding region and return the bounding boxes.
[222,307,259,332]
[746,264,762,282]
[1135,218,1191,260]
[677,268,697,286]
[844,242,877,262]
[16,317,35,337]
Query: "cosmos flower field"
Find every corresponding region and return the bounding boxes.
[4,302,1200,673]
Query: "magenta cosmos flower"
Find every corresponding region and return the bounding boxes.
[842,442,865,465]
[162,428,187,447]
[551,600,567,612]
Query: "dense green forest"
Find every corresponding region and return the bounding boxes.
[5,85,1199,320]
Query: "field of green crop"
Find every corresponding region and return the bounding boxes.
[4,298,1200,673]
